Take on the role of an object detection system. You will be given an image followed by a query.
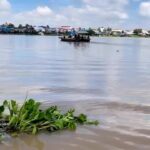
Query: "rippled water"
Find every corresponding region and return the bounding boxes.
[0,35,150,150]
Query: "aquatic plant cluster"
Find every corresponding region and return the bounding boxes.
[0,99,98,141]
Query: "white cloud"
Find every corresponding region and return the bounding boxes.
[60,0,129,27]
[36,6,53,16]
[0,0,11,22]
[0,0,11,10]
[0,0,129,27]
[10,6,67,26]
[140,2,150,17]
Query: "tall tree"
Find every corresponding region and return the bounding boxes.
[133,29,142,35]
[87,28,96,36]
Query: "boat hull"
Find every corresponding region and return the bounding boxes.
[60,37,90,42]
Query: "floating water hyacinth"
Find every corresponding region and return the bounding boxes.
[0,99,99,140]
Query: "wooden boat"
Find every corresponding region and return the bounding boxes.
[60,37,90,42]
[60,31,90,42]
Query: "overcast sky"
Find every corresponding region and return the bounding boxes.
[0,0,150,29]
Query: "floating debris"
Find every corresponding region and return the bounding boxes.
[0,99,99,141]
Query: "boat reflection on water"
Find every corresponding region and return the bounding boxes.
[67,41,90,49]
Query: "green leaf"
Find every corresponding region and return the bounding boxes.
[10,100,18,114]
[76,114,87,124]
[68,122,76,130]
[86,120,99,125]
[54,120,64,129]
[3,100,8,107]
[0,106,4,114]
[9,115,18,126]
[32,125,37,135]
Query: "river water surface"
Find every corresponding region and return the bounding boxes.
[0,35,150,150]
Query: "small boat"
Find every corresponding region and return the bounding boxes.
[60,37,90,42]
[60,31,90,42]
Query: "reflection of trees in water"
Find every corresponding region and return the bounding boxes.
[68,42,90,49]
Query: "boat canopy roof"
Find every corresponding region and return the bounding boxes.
[77,31,89,35]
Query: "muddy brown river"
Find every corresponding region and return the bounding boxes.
[0,35,149,150]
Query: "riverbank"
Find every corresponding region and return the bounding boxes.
[0,33,150,38]
[0,33,150,39]
[91,35,150,38]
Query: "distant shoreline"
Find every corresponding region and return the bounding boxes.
[0,33,149,38]
[0,23,149,38]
